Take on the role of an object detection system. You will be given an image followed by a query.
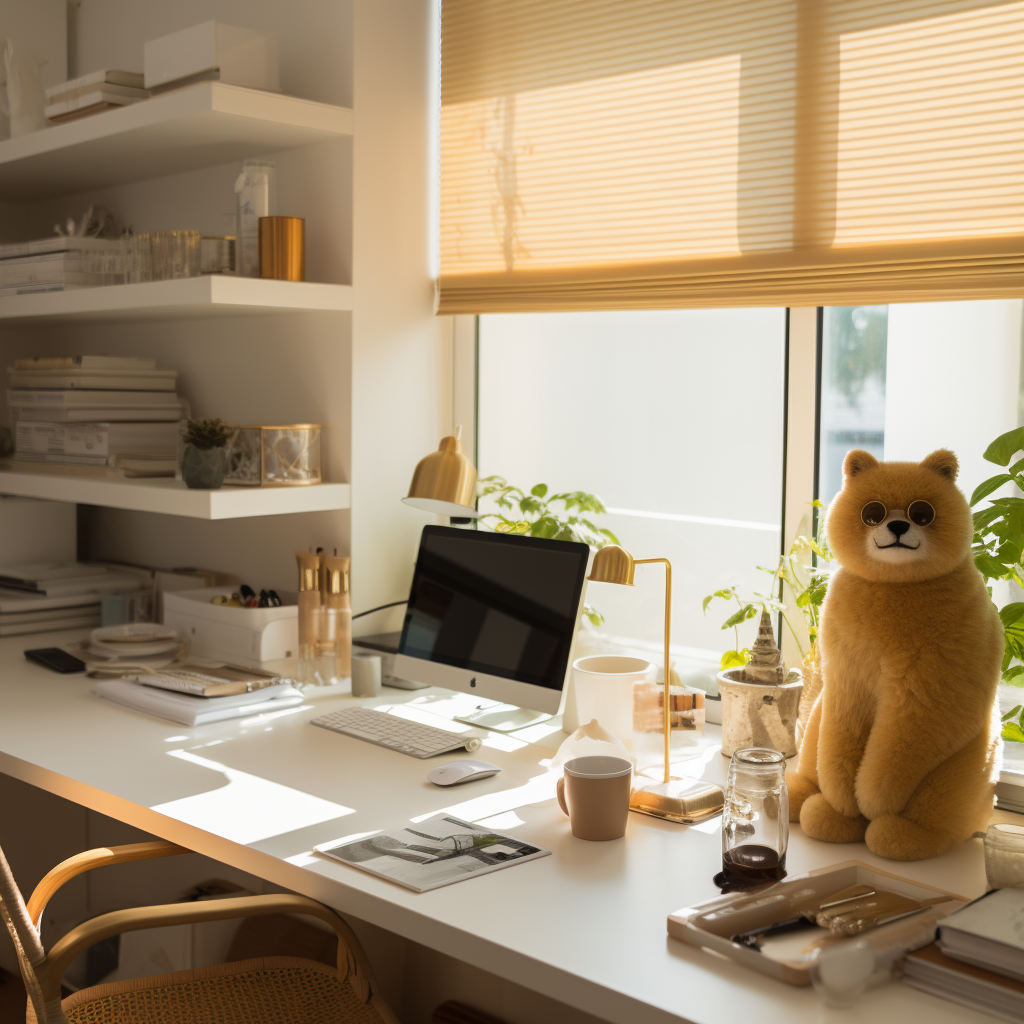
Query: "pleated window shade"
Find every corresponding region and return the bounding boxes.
[438,0,1024,313]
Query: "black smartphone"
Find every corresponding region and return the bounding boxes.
[24,647,87,674]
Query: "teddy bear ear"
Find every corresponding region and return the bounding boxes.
[843,450,879,478]
[922,448,959,481]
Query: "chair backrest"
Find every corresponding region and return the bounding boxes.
[0,840,49,1022]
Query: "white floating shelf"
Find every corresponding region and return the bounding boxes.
[0,471,350,520]
[0,82,354,200]
[0,276,353,323]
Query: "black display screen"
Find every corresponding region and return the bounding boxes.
[398,526,590,690]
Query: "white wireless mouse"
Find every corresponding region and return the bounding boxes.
[426,760,501,786]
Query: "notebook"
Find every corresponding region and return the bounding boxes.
[937,888,1024,981]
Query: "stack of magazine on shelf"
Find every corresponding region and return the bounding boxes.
[45,70,148,124]
[0,562,144,637]
[904,889,1024,1022]
[0,237,124,297]
[3,355,186,479]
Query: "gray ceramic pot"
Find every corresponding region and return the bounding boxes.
[181,444,227,489]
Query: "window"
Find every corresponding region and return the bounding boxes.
[475,298,1024,707]
[818,298,1024,776]
[477,309,786,689]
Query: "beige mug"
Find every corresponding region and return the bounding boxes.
[556,755,632,841]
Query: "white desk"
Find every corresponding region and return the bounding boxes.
[0,629,1009,1024]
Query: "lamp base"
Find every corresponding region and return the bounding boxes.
[629,775,724,823]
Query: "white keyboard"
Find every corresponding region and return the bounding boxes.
[311,707,482,758]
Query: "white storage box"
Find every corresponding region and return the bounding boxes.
[144,22,279,92]
[163,586,297,667]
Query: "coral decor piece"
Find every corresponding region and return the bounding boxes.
[786,449,1003,861]
[743,610,786,686]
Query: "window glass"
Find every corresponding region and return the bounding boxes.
[477,309,786,690]
[819,299,1024,773]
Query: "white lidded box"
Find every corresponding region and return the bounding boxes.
[163,586,297,667]
[144,22,280,93]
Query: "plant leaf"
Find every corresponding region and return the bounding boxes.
[1003,721,1024,743]
[971,474,1013,506]
[530,483,548,498]
[985,427,1024,467]
[719,649,750,670]
[721,604,758,629]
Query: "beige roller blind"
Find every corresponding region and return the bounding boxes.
[439,0,1024,312]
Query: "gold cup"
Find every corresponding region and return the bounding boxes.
[259,216,305,281]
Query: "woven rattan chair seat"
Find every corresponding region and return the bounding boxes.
[61,956,388,1024]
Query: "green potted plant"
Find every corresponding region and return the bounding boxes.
[477,475,619,627]
[181,418,232,489]
[969,427,1024,743]
[703,502,831,728]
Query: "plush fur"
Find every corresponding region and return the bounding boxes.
[786,448,1003,860]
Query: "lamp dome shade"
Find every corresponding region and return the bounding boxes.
[403,433,480,518]
[587,544,635,586]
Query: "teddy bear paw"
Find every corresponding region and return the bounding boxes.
[865,815,952,861]
[785,770,820,821]
[799,794,868,844]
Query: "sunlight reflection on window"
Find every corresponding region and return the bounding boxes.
[151,749,355,845]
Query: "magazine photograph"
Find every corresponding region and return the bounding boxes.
[315,815,550,892]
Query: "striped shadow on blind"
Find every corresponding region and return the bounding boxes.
[439,0,1024,312]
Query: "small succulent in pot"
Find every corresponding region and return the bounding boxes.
[181,418,232,489]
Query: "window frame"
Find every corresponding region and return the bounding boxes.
[460,305,1021,794]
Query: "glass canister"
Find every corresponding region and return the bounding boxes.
[716,747,789,891]
[633,673,706,778]
[984,823,1024,889]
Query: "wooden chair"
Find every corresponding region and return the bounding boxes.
[0,838,400,1024]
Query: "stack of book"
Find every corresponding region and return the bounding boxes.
[0,237,124,297]
[4,355,186,479]
[45,70,149,124]
[0,562,144,637]
[904,889,1024,1021]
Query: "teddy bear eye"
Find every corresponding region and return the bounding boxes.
[861,501,886,526]
[908,500,935,526]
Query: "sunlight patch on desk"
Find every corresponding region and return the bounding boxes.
[153,749,355,844]
[238,703,311,727]
[689,816,722,835]
[475,810,526,830]
[164,735,189,742]
[409,771,557,825]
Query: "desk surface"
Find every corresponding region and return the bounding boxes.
[0,629,1009,1024]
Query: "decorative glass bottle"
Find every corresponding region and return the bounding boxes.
[716,747,789,891]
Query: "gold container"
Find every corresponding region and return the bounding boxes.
[259,216,305,281]
[225,424,322,487]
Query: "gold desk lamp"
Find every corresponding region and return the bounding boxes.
[587,545,724,823]
[402,425,481,519]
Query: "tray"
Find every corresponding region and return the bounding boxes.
[667,859,968,987]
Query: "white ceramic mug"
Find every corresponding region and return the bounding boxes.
[571,656,655,751]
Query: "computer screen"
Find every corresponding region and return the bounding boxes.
[398,526,589,691]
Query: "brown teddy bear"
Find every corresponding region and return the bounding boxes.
[787,449,1003,861]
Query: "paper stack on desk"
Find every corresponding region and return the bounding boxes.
[93,673,304,727]
[904,890,1024,1021]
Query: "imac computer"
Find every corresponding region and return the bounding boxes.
[393,525,590,731]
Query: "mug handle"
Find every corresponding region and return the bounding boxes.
[556,776,569,817]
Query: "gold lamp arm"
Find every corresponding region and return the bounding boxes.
[635,557,672,783]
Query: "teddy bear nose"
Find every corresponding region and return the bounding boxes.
[887,520,911,538]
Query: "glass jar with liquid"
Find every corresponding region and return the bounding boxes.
[717,747,789,891]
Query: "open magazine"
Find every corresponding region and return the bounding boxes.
[315,815,550,892]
